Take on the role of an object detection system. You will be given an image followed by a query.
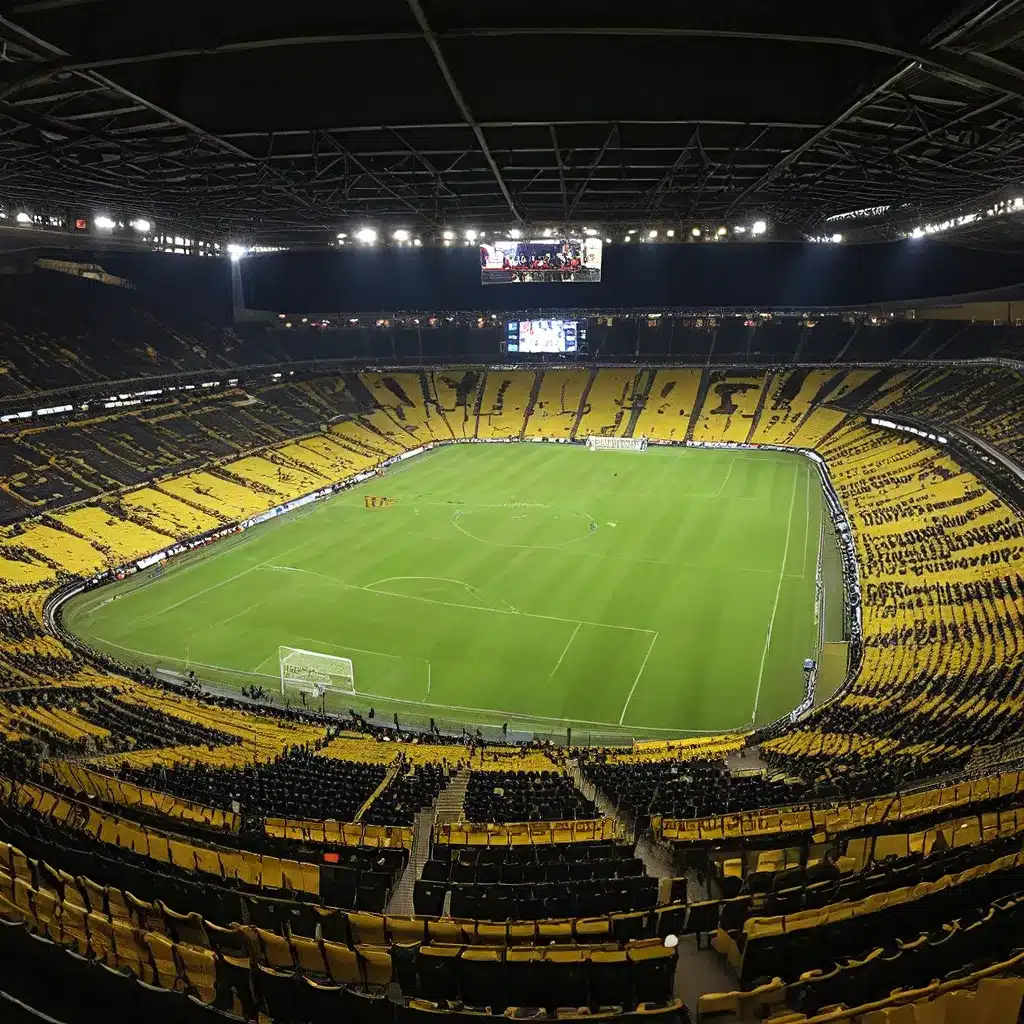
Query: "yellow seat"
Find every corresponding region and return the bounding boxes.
[175,943,218,1003]
[322,940,360,985]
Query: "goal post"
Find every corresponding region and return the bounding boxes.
[586,435,648,452]
[279,646,355,697]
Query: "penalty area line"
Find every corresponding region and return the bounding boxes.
[546,622,582,685]
[264,564,656,635]
[617,631,659,726]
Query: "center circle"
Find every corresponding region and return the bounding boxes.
[454,506,595,548]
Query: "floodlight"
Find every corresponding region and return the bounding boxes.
[690,226,701,237]
[666,229,675,237]
[716,226,727,236]
[336,232,347,239]
[543,227,552,237]
[751,219,767,235]
[623,235,631,242]
[393,229,410,242]
[584,227,598,236]
[733,225,746,233]
[465,229,477,240]
[831,233,843,243]
[15,212,30,224]
[508,228,522,239]
[911,226,924,238]
[355,227,377,244]
[413,238,422,246]
[226,243,247,261]
[605,237,611,243]
[648,229,658,238]
[131,218,151,233]
[442,229,455,240]
[94,215,115,230]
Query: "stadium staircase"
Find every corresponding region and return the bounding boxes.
[743,370,776,443]
[354,763,401,822]
[568,367,598,439]
[384,804,436,916]
[623,368,657,437]
[470,373,487,437]
[685,369,713,442]
[568,760,676,881]
[433,769,468,826]
[519,371,544,438]
[429,771,471,918]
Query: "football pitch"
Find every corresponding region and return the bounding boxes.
[63,443,827,742]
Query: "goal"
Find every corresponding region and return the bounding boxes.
[585,435,648,452]
[279,646,355,697]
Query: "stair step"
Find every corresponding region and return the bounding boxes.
[385,774,463,916]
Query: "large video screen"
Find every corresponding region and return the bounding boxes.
[481,237,602,284]
[506,319,585,354]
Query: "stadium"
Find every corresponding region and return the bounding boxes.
[4,3,1024,1023]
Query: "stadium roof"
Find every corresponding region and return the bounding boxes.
[2,1,1024,246]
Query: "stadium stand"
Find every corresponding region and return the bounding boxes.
[463,770,597,823]
[7,310,1024,1022]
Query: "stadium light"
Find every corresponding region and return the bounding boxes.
[911,226,925,238]
[355,227,377,244]
[130,218,151,233]
[442,229,455,240]
[605,237,612,243]
[623,235,631,242]
[465,229,477,240]
[648,229,658,238]
[690,226,701,237]
[226,243,247,261]
[543,228,552,237]
[584,227,598,236]
[15,212,30,224]
[94,215,115,230]
[336,232,347,239]
[413,238,422,246]
[666,229,675,237]
[716,226,727,237]
[733,225,746,233]
[508,228,522,239]
[751,219,767,235]
[393,229,410,242]
[831,233,843,243]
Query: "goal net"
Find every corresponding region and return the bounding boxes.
[280,646,355,697]
[586,435,648,452]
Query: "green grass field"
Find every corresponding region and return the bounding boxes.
[63,443,825,743]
